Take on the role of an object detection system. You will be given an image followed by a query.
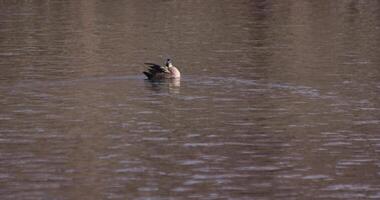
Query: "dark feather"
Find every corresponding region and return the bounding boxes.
[144,63,166,72]
[148,68,157,73]
[143,71,153,79]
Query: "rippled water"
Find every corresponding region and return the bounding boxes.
[1,1,380,199]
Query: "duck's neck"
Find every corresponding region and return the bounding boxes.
[169,66,181,78]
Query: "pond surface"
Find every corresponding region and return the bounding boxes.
[1,1,380,199]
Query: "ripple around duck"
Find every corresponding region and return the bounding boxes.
[302,174,331,180]
[178,159,204,166]
[235,166,282,172]
[323,184,374,192]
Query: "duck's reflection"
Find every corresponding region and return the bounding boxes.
[145,78,180,94]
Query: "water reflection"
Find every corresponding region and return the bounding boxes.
[144,79,181,94]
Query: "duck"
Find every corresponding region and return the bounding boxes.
[143,59,181,80]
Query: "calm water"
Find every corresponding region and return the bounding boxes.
[1,1,380,199]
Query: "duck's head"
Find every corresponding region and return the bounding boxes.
[165,58,173,68]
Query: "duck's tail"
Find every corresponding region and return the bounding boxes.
[143,71,152,79]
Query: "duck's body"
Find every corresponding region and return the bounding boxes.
[143,59,181,80]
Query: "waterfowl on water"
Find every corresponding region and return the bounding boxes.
[143,59,181,80]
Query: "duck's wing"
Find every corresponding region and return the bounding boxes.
[143,71,153,79]
[144,63,170,73]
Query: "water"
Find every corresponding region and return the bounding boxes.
[1,1,380,199]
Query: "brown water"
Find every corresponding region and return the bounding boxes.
[1,1,380,199]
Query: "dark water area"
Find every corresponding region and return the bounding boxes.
[1,1,380,199]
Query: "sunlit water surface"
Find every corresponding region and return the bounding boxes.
[1,1,380,199]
